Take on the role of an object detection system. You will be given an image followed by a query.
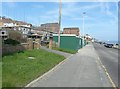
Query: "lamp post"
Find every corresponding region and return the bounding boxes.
[82,12,86,47]
[58,0,62,48]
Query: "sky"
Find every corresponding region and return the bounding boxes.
[1,1,118,42]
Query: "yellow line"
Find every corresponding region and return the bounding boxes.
[97,57,117,89]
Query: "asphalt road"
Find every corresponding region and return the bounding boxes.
[93,43,118,87]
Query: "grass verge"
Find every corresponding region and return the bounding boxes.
[0,62,2,89]
[52,47,77,54]
[2,49,65,87]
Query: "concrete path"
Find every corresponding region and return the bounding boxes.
[27,44,112,87]
[40,46,72,58]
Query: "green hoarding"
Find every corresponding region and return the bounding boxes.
[53,34,85,51]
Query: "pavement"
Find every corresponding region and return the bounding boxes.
[40,46,72,58]
[26,43,112,87]
[93,43,118,87]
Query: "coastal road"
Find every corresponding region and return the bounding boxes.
[93,43,118,87]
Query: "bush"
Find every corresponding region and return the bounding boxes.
[4,39,20,46]
[8,30,22,42]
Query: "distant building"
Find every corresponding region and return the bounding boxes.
[0,16,32,27]
[85,34,93,41]
[0,17,32,38]
[0,27,8,40]
[63,27,80,36]
[40,23,59,33]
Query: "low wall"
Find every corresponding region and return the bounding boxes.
[2,38,41,56]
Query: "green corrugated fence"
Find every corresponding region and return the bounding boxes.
[53,34,87,51]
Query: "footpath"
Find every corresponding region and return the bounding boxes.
[26,43,112,87]
[40,46,72,58]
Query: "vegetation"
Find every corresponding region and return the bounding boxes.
[8,30,22,41]
[2,49,65,87]
[4,38,20,46]
[8,30,27,43]
[0,62,2,89]
[53,47,77,54]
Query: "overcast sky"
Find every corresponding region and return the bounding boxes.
[1,1,118,42]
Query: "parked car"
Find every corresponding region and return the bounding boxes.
[104,43,113,48]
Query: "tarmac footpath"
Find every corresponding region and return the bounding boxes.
[26,43,112,87]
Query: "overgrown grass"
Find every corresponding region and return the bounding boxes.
[0,62,2,89]
[2,49,65,87]
[53,47,77,54]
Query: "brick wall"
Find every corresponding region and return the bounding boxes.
[63,28,80,36]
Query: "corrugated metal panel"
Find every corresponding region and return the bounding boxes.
[53,35,83,51]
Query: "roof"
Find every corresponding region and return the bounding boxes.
[0,17,32,26]
[53,34,78,37]
[0,25,32,28]
[63,27,79,30]
[41,22,59,26]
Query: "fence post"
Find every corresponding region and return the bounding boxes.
[35,39,41,49]
[27,38,33,50]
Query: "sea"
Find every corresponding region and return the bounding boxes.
[105,41,120,44]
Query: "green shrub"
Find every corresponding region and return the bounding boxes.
[4,39,20,46]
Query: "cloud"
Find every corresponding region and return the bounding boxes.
[70,15,95,21]
[61,2,101,18]
[99,2,118,21]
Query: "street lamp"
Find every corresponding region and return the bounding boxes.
[58,0,62,48]
[82,12,86,47]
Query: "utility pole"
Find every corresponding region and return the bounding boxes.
[82,12,86,47]
[58,0,62,48]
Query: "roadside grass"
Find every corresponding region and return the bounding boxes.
[52,47,77,54]
[0,62,2,89]
[2,49,65,87]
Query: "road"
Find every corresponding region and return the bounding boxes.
[26,43,112,87]
[93,43,118,87]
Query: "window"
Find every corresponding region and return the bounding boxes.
[2,32,5,34]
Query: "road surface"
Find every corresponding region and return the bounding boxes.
[93,43,118,87]
[26,43,112,87]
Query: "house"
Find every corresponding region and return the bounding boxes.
[0,16,32,27]
[85,34,93,41]
[63,27,80,36]
[0,17,32,38]
[31,26,53,42]
[0,27,8,40]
